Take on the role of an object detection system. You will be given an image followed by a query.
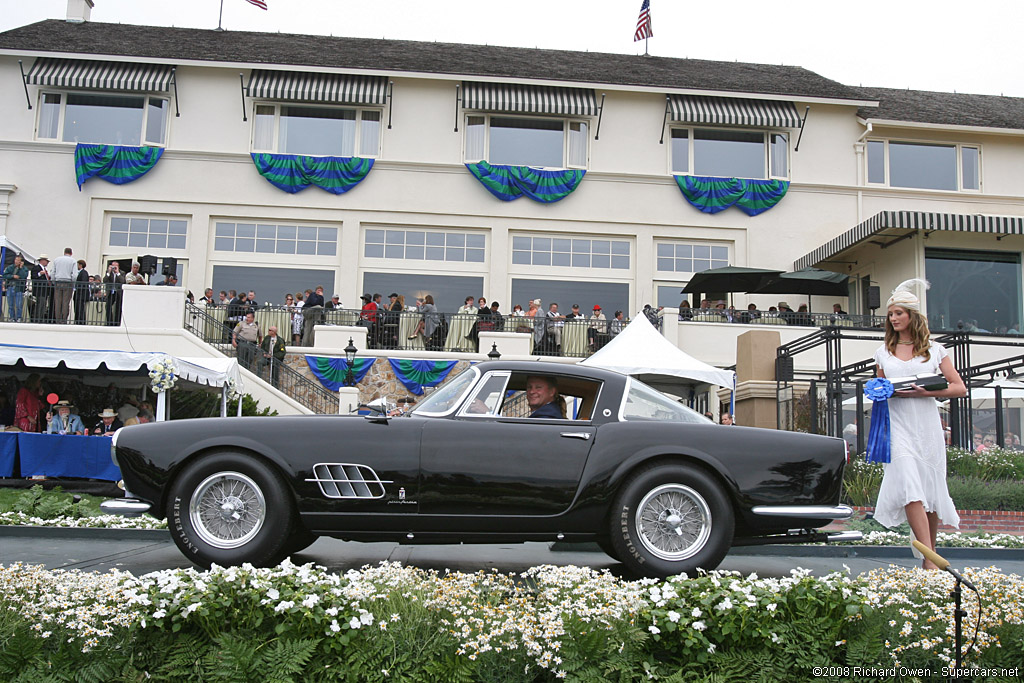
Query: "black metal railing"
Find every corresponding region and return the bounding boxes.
[1,281,128,326]
[184,303,338,414]
[228,304,629,358]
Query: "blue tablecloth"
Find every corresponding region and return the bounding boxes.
[0,433,15,477]
[15,433,121,481]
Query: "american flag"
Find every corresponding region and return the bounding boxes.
[246,0,268,9]
[634,0,652,41]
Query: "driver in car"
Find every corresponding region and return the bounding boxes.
[526,375,565,419]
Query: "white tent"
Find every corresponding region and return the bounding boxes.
[0,235,36,265]
[0,343,243,419]
[579,314,735,390]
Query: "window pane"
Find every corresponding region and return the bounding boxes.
[38,93,61,139]
[277,225,296,240]
[256,239,275,253]
[465,116,486,161]
[889,142,956,190]
[385,244,403,259]
[297,226,318,241]
[365,229,384,244]
[671,128,689,174]
[711,246,728,260]
[426,232,445,246]
[592,240,610,254]
[466,248,485,263]
[149,219,168,234]
[962,146,980,190]
[552,252,570,267]
[236,223,256,238]
[693,259,710,272]
[169,220,187,235]
[407,231,425,245]
[129,218,148,233]
[257,224,276,238]
[167,235,186,249]
[359,110,380,156]
[867,140,885,183]
[693,129,765,179]
[425,246,444,260]
[657,243,673,257]
[148,233,167,249]
[277,240,296,254]
[466,234,485,248]
[280,106,356,156]
[111,216,130,232]
[110,232,129,247]
[592,254,610,268]
[533,252,551,266]
[145,98,167,145]
[567,120,587,167]
[214,236,233,251]
[62,93,144,145]
[770,133,788,178]
[446,247,465,261]
[677,244,691,258]
[926,247,1021,333]
[446,233,465,248]
[297,241,316,255]
[534,237,551,252]
[253,105,275,150]
[385,230,404,244]
[612,241,630,255]
[572,253,590,267]
[675,258,690,271]
[406,245,424,260]
[235,238,255,252]
[611,255,629,269]
[318,227,337,242]
[489,117,563,167]
[512,236,531,251]
[693,244,710,259]
[364,243,384,258]
[317,241,336,256]
[512,251,531,265]
[552,238,571,253]
[657,257,673,271]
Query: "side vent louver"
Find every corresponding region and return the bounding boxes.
[306,463,392,499]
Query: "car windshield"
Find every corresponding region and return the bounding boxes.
[408,367,478,416]
[621,378,709,423]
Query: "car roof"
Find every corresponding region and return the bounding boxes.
[471,360,628,384]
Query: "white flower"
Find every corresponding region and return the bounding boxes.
[648,625,660,634]
[766,602,777,612]
[666,610,680,623]
[691,607,702,618]
[707,643,716,654]
[771,633,780,643]
[301,594,319,608]
[329,620,340,633]
[692,621,706,631]
[349,617,361,629]
[267,588,279,600]
[716,597,733,611]
[359,611,374,625]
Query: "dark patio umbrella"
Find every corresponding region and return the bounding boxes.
[681,266,784,295]
[749,268,850,296]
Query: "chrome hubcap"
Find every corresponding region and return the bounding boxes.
[635,483,711,561]
[190,471,266,549]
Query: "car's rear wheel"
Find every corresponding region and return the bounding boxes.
[167,451,296,568]
[610,462,733,578]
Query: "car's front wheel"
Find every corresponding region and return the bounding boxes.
[167,451,296,568]
[610,462,733,578]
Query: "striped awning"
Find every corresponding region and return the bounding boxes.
[795,211,1024,271]
[248,70,387,105]
[669,95,801,128]
[462,81,598,117]
[26,58,173,92]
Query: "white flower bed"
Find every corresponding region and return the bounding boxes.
[0,511,167,530]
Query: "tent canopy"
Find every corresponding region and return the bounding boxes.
[0,343,242,392]
[0,235,36,266]
[579,314,735,390]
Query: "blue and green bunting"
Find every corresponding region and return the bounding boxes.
[251,154,374,194]
[305,356,376,391]
[74,144,164,190]
[465,161,585,203]
[675,176,789,216]
[388,359,459,396]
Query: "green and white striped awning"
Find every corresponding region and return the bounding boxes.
[462,81,598,117]
[248,70,387,105]
[669,94,801,128]
[795,211,1024,270]
[26,58,174,92]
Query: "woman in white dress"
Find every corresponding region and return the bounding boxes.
[291,292,305,345]
[873,279,966,569]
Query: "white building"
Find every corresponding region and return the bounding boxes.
[1,1,1022,372]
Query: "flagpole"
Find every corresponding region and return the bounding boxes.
[645,35,649,57]
[217,0,225,31]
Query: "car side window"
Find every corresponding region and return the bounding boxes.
[458,372,509,418]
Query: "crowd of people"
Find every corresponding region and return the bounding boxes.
[678,299,845,326]
[2,374,153,436]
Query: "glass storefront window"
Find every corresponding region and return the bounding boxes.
[925,247,1021,333]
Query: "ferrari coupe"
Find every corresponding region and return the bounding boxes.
[103,360,859,578]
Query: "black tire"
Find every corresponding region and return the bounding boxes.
[167,451,297,569]
[609,462,734,578]
[285,526,318,556]
[596,537,621,562]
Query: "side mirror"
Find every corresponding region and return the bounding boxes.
[366,397,394,415]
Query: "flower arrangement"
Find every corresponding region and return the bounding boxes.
[225,377,242,400]
[148,358,178,394]
[2,560,1023,681]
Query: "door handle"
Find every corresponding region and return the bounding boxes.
[560,431,591,440]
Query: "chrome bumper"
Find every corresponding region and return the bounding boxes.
[100,498,152,517]
[751,504,854,519]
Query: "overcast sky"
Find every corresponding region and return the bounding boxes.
[2,0,1022,98]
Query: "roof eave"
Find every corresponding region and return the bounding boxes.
[857,116,1024,136]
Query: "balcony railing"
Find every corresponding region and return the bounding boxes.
[0,281,127,325]
[184,303,338,414]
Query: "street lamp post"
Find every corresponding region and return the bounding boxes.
[487,343,501,360]
[344,337,357,387]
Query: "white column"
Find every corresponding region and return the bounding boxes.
[156,391,167,422]
[338,387,360,414]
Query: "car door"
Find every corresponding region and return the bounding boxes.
[416,371,596,524]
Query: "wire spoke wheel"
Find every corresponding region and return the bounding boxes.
[189,471,267,549]
[635,483,711,561]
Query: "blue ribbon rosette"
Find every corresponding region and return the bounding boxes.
[864,378,894,464]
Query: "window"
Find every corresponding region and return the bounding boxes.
[215,222,337,256]
[925,247,1020,333]
[866,140,980,191]
[252,104,381,157]
[622,378,707,423]
[37,92,168,145]
[364,229,485,263]
[465,115,588,168]
[109,217,186,249]
[512,236,629,269]
[671,128,788,179]
[656,242,729,273]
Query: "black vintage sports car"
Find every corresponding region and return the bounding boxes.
[103,360,859,578]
